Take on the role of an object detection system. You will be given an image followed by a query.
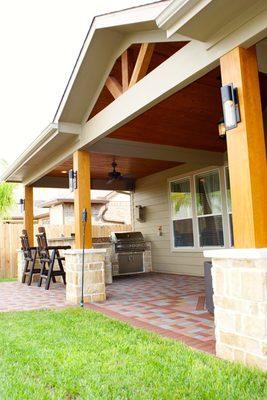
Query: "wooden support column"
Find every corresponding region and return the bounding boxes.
[24,186,34,246]
[73,150,92,249]
[220,46,267,248]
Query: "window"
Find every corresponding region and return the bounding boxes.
[195,171,224,247]
[225,167,234,246]
[169,167,231,250]
[170,179,194,247]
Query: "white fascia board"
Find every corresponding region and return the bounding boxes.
[93,1,171,31]
[157,0,267,42]
[1,122,82,183]
[156,0,212,33]
[0,123,58,182]
[57,122,81,135]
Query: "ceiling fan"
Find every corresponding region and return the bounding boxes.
[107,160,132,184]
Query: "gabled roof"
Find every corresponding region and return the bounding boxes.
[1,0,174,184]
[2,0,267,185]
[53,0,171,124]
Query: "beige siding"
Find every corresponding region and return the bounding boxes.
[133,164,211,276]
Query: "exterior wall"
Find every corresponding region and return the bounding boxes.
[49,203,105,226]
[49,204,64,225]
[63,203,75,225]
[133,164,209,276]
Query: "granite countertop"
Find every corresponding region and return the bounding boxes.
[49,236,112,243]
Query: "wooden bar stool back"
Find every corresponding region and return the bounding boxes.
[36,227,69,290]
[20,229,40,285]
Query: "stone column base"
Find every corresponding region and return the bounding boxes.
[65,249,106,304]
[204,249,267,371]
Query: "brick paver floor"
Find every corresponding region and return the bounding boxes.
[0,282,67,312]
[88,273,215,354]
[0,274,215,354]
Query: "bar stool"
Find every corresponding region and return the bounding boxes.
[20,229,41,286]
[36,227,70,290]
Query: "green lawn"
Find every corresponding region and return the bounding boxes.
[0,278,16,282]
[0,309,266,400]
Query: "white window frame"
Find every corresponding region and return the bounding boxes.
[224,165,234,247]
[168,166,232,252]
[169,176,195,250]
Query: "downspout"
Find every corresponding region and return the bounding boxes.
[100,204,125,225]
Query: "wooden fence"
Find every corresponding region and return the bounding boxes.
[0,223,131,279]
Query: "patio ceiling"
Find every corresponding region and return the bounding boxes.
[47,153,182,180]
[35,64,267,189]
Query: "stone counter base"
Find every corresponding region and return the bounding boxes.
[205,249,267,371]
[65,249,106,304]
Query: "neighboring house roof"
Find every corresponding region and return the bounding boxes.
[5,213,49,222]
[40,198,108,208]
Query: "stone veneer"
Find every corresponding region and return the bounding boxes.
[64,248,106,304]
[204,249,267,371]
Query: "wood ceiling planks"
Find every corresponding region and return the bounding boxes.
[47,154,182,181]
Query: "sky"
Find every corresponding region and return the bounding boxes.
[0,0,156,166]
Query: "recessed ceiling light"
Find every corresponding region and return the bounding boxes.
[61,170,67,174]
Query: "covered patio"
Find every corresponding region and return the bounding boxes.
[0,273,215,353]
[1,0,267,370]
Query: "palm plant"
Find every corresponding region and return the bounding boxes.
[0,160,16,219]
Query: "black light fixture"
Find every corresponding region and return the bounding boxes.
[19,198,25,213]
[220,83,241,131]
[68,169,77,192]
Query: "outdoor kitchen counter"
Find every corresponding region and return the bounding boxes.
[48,237,152,280]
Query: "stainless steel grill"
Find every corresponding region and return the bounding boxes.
[111,232,146,253]
[111,232,146,275]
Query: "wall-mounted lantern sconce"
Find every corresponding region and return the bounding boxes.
[135,205,146,222]
[220,83,241,131]
[19,198,25,213]
[217,117,226,139]
[68,169,77,192]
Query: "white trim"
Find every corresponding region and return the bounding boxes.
[220,166,230,248]
[191,171,198,248]
[168,166,231,252]
[204,248,267,259]
[194,168,225,249]
[223,165,234,247]
[64,248,107,255]
[0,123,57,182]
[169,176,195,250]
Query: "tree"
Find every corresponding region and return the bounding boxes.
[0,160,16,220]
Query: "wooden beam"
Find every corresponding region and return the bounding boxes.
[73,150,92,249]
[121,51,129,92]
[24,186,34,246]
[105,76,122,99]
[89,138,224,165]
[220,46,267,248]
[129,43,155,88]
